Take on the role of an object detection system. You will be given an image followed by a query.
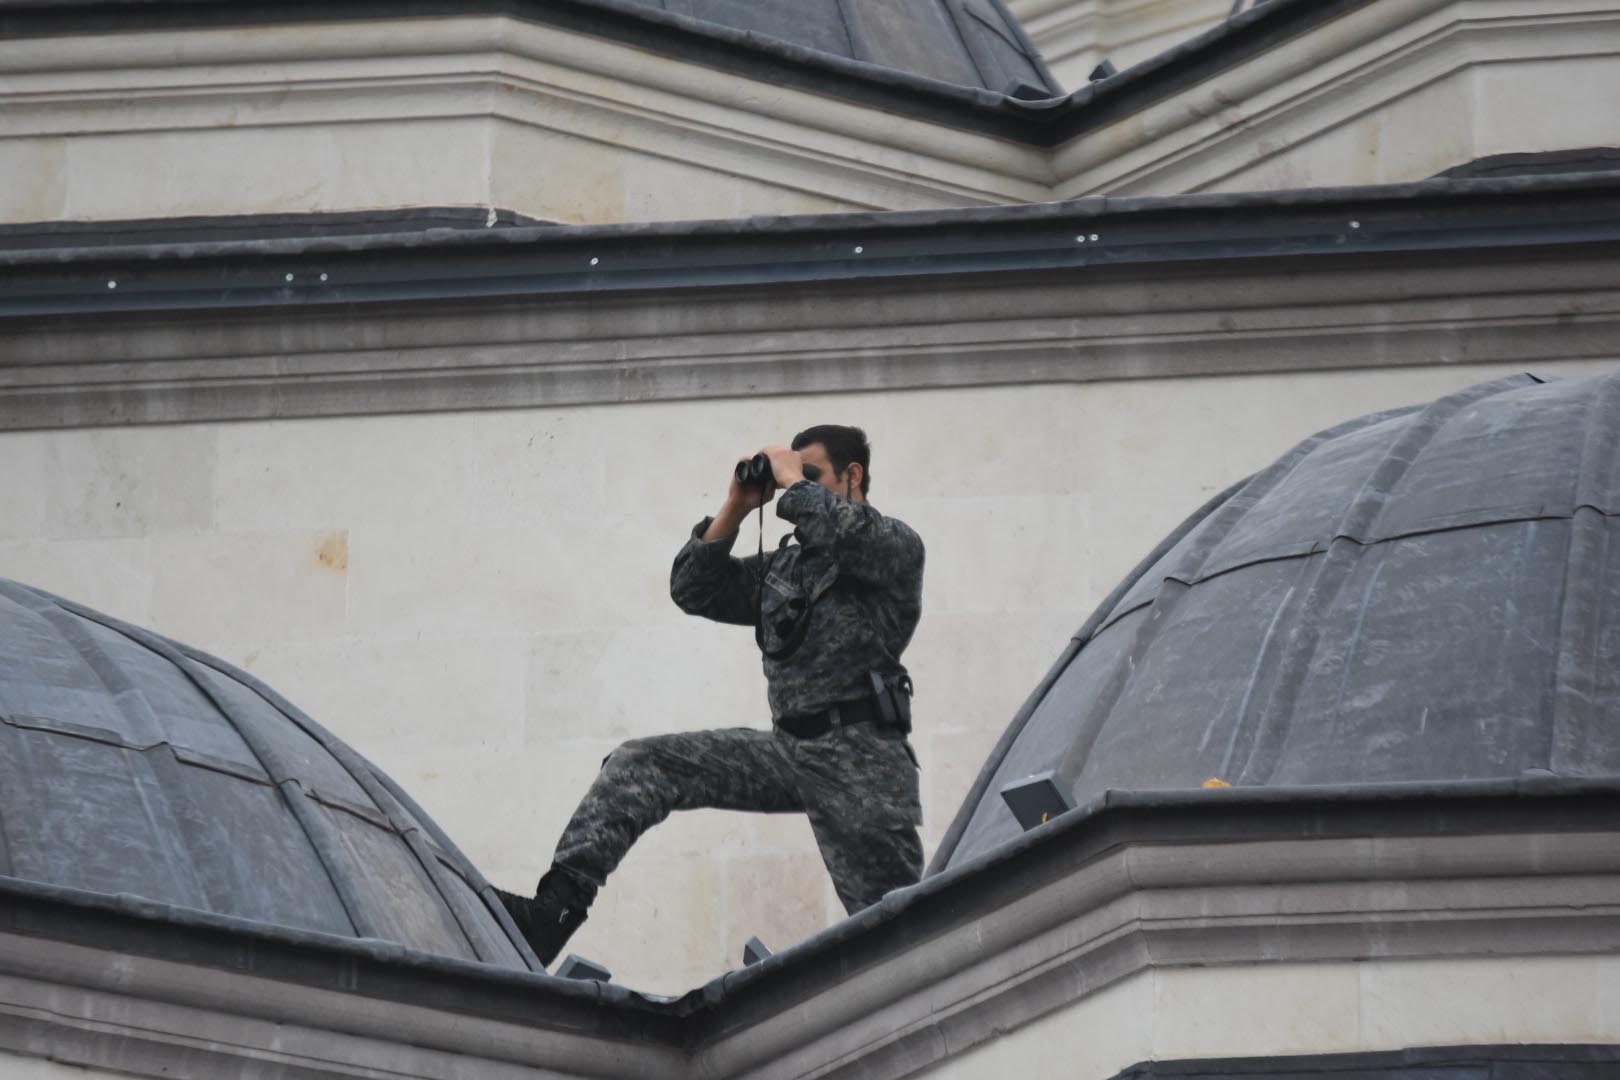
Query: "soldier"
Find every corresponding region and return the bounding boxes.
[495,424,925,967]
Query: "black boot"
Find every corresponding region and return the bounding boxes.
[493,866,596,967]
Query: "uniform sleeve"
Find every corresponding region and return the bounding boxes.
[669,518,763,627]
[775,481,924,587]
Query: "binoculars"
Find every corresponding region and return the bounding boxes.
[735,453,821,489]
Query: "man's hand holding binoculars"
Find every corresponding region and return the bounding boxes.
[704,445,818,542]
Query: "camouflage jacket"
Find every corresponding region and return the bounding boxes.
[670,481,925,721]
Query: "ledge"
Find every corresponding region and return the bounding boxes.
[1,173,1618,431]
[3,781,1620,1078]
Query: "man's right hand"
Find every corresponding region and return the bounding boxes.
[703,456,775,541]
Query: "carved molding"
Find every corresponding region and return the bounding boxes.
[2,242,1617,430]
[1054,0,1620,195]
[1,1,1616,226]
[2,812,1619,1080]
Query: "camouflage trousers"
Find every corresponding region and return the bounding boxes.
[552,723,924,915]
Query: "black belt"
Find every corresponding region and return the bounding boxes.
[775,695,887,739]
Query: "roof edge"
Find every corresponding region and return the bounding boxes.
[5,777,1620,1073]
[6,169,1619,274]
[0,0,1375,144]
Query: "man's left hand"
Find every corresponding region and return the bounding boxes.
[762,444,806,489]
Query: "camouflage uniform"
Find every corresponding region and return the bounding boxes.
[551,480,926,914]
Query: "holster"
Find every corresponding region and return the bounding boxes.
[869,670,914,734]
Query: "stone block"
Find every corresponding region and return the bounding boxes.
[903,494,1093,616]
[1476,54,1620,164]
[1359,954,1619,1047]
[572,850,727,994]
[1153,962,1361,1058]
[526,624,767,744]
[921,970,1153,1080]
[861,383,1090,501]
[466,407,610,524]
[738,810,823,859]
[346,502,688,640]
[906,611,1080,734]
[61,119,489,221]
[0,538,151,625]
[0,1050,127,1079]
[37,427,216,540]
[0,138,67,222]
[148,530,348,649]
[0,434,49,542]
[722,853,841,960]
[214,413,486,532]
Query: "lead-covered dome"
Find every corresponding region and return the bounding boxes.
[618,0,1059,97]
[0,579,538,970]
[937,368,1620,870]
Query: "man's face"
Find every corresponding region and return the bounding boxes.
[797,442,846,496]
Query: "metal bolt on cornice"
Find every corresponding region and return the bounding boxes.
[854,245,864,254]
[589,257,599,266]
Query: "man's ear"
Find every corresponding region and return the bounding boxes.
[845,462,865,493]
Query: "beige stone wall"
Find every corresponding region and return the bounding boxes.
[1055,0,1620,196]
[4,358,1613,993]
[0,18,1049,228]
[0,1053,126,1079]
[5,2,1615,228]
[920,955,1620,1079]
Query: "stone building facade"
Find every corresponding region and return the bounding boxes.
[1,0,1618,1074]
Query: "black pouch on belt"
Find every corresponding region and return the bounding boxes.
[869,671,914,734]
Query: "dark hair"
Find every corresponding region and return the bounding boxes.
[792,424,872,496]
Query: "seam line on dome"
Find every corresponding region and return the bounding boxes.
[172,647,535,968]
[0,707,419,833]
[40,596,383,940]
[1094,503,1620,638]
[0,713,273,783]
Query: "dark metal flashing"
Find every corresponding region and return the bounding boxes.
[0,0,1373,145]
[3,171,1618,320]
[1437,148,1620,181]
[1107,1045,1620,1079]
[0,208,553,251]
[5,778,1620,1049]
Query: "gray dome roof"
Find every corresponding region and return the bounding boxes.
[937,368,1620,870]
[625,0,1059,97]
[0,579,538,970]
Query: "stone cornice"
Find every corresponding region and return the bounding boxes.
[3,784,1619,1079]
[0,0,1610,226]
[1053,0,1620,194]
[2,175,1618,431]
[0,14,1054,217]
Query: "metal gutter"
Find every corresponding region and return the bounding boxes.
[3,172,1619,320]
